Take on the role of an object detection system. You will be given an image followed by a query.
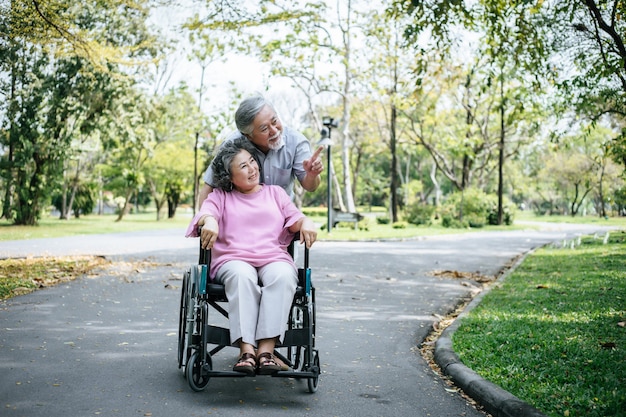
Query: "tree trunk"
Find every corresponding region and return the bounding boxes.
[390,102,399,222]
[497,72,505,225]
[115,188,133,222]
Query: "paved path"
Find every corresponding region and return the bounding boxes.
[0,223,614,417]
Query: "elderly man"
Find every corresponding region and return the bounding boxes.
[197,94,324,206]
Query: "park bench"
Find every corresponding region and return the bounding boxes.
[332,208,364,230]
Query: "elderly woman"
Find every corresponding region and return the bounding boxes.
[185,136,317,376]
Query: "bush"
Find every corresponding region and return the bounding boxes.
[392,221,408,229]
[441,189,516,227]
[486,197,516,225]
[465,213,485,228]
[441,214,468,229]
[441,188,489,229]
[405,202,435,226]
[376,216,390,225]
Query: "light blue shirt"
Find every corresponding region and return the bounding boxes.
[203,127,312,199]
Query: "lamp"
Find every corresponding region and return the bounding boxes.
[319,116,338,233]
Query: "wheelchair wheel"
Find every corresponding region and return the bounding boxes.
[177,270,189,369]
[287,305,304,370]
[186,351,211,392]
[306,349,320,393]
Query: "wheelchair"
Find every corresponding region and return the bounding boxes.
[177,234,320,393]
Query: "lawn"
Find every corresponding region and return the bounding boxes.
[451,231,626,417]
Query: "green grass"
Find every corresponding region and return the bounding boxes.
[452,231,626,417]
[516,210,626,228]
[0,211,193,241]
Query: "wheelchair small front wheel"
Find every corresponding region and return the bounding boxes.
[306,350,320,393]
[186,351,211,392]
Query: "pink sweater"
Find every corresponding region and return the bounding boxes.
[185,185,304,279]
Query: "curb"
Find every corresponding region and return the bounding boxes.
[433,250,548,417]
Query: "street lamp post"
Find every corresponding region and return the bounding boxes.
[319,116,338,233]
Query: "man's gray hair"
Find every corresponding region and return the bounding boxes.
[235,94,276,135]
[210,136,262,191]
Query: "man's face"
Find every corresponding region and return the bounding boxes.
[247,105,283,153]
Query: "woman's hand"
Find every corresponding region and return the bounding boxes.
[298,218,317,249]
[199,215,219,249]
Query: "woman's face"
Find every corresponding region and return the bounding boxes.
[230,149,260,193]
[247,104,283,153]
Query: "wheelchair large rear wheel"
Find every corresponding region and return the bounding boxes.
[186,351,211,392]
[287,304,304,370]
[177,270,190,369]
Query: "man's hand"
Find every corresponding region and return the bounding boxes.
[303,145,324,176]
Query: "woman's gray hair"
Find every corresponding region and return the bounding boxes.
[210,136,262,191]
[235,94,276,135]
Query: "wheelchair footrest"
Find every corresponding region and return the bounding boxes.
[206,370,248,378]
[272,368,319,379]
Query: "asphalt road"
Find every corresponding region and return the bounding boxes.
[0,222,614,417]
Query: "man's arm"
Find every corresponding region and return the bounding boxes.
[197,183,214,209]
[300,145,324,192]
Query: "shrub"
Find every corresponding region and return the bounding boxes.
[392,221,408,229]
[486,197,516,225]
[465,213,485,228]
[376,216,390,225]
[405,202,435,226]
[441,188,489,228]
[441,214,468,229]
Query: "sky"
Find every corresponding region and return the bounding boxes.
[149,1,297,119]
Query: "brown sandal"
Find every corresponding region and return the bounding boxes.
[233,352,256,376]
[257,352,281,375]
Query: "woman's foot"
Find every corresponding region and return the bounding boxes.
[257,352,281,375]
[233,352,256,376]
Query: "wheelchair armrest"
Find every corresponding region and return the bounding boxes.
[197,232,308,268]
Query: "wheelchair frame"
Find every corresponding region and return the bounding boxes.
[177,237,320,393]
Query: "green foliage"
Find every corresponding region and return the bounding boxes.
[441,188,489,228]
[376,216,391,225]
[51,183,96,218]
[486,195,516,226]
[405,202,435,226]
[441,215,468,229]
[0,0,160,225]
[392,221,408,229]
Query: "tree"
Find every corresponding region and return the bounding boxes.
[362,9,417,222]
[0,0,161,225]
[389,0,626,172]
[146,86,203,220]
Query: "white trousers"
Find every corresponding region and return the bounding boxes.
[214,260,297,346]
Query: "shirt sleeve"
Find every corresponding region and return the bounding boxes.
[202,164,214,187]
[184,190,225,237]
